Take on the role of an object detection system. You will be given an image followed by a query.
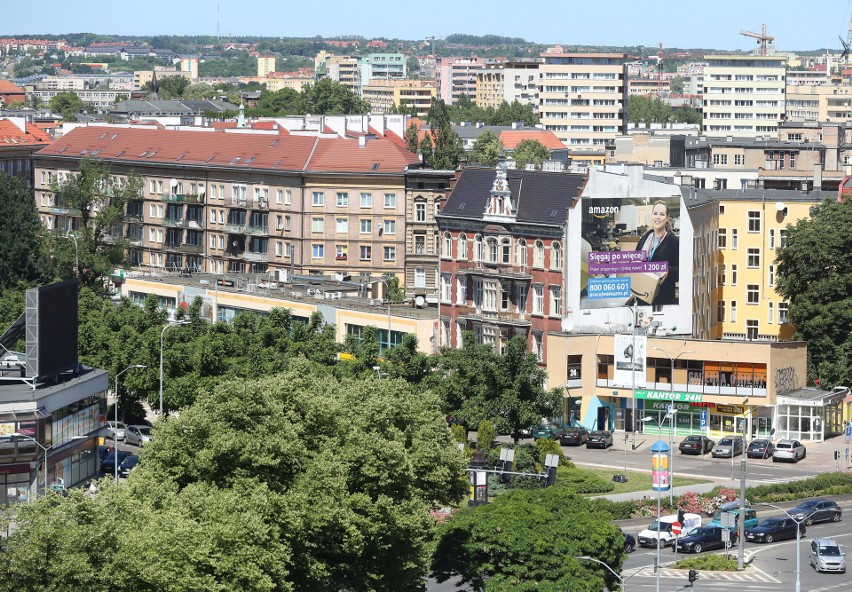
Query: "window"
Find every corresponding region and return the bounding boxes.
[532,285,544,314]
[768,301,774,324]
[359,246,372,261]
[360,192,372,208]
[533,240,544,268]
[769,265,775,286]
[483,281,498,311]
[337,192,349,207]
[769,228,776,249]
[730,300,738,323]
[731,228,738,250]
[415,202,426,222]
[384,193,396,209]
[731,264,738,286]
[747,248,760,268]
[456,277,466,304]
[517,239,528,268]
[311,217,324,233]
[414,267,426,288]
[312,191,324,206]
[532,332,543,362]
[383,246,396,261]
[717,300,726,322]
[360,219,372,234]
[276,189,283,205]
[442,232,452,258]
[748,211,761,232]
[718,228,727,249]
[486,238,498,263]
[440,274,452,302]
[458,233,468,259]
[746,319,759,340]
[335,245,347,259]
[500,283,510,310]
[415,235,426,255]
[474,234,483,262]
[384,220,396,234]
[779,229,788,248]
[734,154,744,165]
[312,244,324,259]
[779,302,789,324]
[551,242,563,269]
[209,235,216,248]
[501,239,511,264]
[284,215,291,231]
[284,190,291,205]
[517,285,528,313]
[718,264,726,286]
[712,153,728,166]
[472,279,483,309]
[747,284,759,304]
[336,218,348,233]
[549,286,562,316]
[275,241,283,257]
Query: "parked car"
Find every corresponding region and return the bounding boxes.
[533,419,566,440]
[711,436,744,458]
[789,498,842,526]
[106,421,127,441]
[679,435,714,455]
[747,439,775,459]
[620,528,635,553]
[586,430,613,449]
[773,439,807,463]
[637,512,702,548]
[559,426,590,446]
[707,503,758,532]
[118,454,140,478]
[675,526,736,554]
[125,425,153,447]
[100,450,131,474]
[809,538,846,573]
[745,517,804,543]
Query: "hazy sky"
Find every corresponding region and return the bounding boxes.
[4,0,852,52]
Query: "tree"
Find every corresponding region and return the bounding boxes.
[512,139,551,170]
[669,75,685,94]
[301,78,371,115]
[431,487,625,592]
[406,121,420,154]
[424,98,463,169]
[0,173,45,289]
[156,75,190,99]
[48,91,85,116]
[627,95,672,127]
[469,130,502,166]
[673,104,702,125]
[183,83,216,100]
[775,195,852,385]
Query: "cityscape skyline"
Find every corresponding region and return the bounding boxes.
[3,0,852,53]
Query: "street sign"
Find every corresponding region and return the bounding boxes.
[845,425,852,443]
[699,410,707,428]
[671,521,682,536]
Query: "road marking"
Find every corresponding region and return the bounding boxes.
[627,566,781,583]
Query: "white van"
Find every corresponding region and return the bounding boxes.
[638,512,702,548]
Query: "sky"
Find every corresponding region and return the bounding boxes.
[4,0,852,52]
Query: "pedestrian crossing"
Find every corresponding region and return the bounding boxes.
[624,566,782,583]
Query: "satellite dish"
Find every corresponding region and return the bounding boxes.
[561,317,573,332]
[198,185,206,194]
[775,202,786,212]
[170,178,178,188]
[414,295,425,308]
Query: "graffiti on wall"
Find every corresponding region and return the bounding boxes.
[774,367,800,396]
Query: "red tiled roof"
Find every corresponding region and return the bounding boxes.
[0,119,52,145]
[35,125,419,173]
[499,130,565,150]
[0,80,24,94]
[211,121,238,129]
[252,121,278,130]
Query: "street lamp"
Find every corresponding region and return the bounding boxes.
[760,502,804,592]
[650,345,694,505]
[114,364,146,483]
[64,232,79,278]
[574,555,624,590]
[160,320,190,414]
[372,365,382,379]
[9,433,85,497]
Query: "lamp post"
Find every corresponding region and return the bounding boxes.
[651,345,694,506]
[114,364,146,483]
[736,402,755,571]
[575,555,624,590]
[761,503,803,592]
[64,232,79,278]
[9,433,86,497]
[160,320,190,414]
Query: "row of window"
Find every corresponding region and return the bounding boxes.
[440,275,562,317]
[718,228,787,250]
[311,244,397,262]
[441,233,563,269]
[717,299,789,324]
[311,192,397,209]
[718,262,777,287]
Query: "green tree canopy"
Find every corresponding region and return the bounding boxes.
[469,129,502,166]
[431,486,625,591]
[423,97,463,169]
[155,75,190,99]
[669,75,685,94]
[0,173,45,289]
[48,92,85,116]
[627,95,672,127]
[512,139,551,170]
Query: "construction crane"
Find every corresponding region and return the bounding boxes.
[658,42,664,96]
[740,24,775,56]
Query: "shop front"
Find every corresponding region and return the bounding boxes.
[775,387,848,442]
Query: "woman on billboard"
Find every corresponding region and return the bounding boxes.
[634,200,679,305]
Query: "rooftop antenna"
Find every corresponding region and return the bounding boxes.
[217,1,220,40]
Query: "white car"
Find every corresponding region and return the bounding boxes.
[637,512,702,548]
[773,439,806,463]
[106,421,127,441]
[125,425,152,447]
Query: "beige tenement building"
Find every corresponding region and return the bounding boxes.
[257,55,276,78]
[361,80,437,117]
[537,48,628,152]
[702,54,787,138]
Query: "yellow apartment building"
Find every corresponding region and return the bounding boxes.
[257,55,276,78]
[360,80,437,117]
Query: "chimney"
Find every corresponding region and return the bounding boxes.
[358,135,367,148]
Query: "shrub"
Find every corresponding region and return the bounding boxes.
[675,555,738,571]
[535,437,574,468]
[476,420,496,451]
[590,498,636,520]
[557,467,615,494]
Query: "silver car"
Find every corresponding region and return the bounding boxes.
[125,425,152,447]
[772,439,806,463]
[106,421,127,441]
[809,538,846,573]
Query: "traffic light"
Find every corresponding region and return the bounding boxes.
[688,569,699,585]
[835,451,840,460]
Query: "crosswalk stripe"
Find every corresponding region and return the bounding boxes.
[630,566,781,583]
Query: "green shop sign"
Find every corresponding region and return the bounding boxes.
[635,390,703,403]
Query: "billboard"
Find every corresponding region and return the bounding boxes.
[580,196,682,309]
[614,334,647,388]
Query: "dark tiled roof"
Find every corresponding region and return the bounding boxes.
[441,165,586,226]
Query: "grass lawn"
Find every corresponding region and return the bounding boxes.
[578,467,708,495]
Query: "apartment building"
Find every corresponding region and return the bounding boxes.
[0,117,51,184]
[324,56,361,94]
[32,125,421,284]
[133,68,192,91]
[435,57,485,105]
[702,54,787,138]
[359,53,406,83]
[257,55,276,77]
[785,83,852,122]
[475,61,540,111]
[360,80,436,116]
[537,48,628,151]
[436,165,586,364]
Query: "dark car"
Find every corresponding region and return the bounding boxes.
[674,526,736,554]
[100,450,131,474]
[118,454,141,478]
[789,498,843,526]
[679,435,714,455]
[559,426,589,446]
[746,517,804,543]
[586,430,613,449]
[712,436,744,458]
[533,419,567,440]
[747,439,775,459]
[621,528,635,553]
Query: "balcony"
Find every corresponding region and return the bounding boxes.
[163,193,204,204]
[244,251,269,262]
[179,243,204,254]
[456,305,532,327]
[456,261,533,281]
[163,217,184,227]
[125,214,143,223]
[50,206,82,217]
[223,223,248,234]
[246,225,269,236]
